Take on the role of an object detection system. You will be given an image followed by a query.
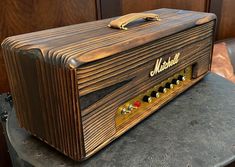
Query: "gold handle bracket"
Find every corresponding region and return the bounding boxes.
[108,13,161,30]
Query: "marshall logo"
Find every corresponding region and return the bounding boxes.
[150,53,180,77]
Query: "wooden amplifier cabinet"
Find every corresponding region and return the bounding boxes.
[1,9,216,161]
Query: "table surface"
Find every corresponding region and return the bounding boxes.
[2,73,235,167]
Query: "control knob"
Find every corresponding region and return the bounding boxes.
[143,95,152,103]
[151,91,160,98]
[165,82,174,89]
[172,79,180,85]
[158,86,167,93]
[178,75,186,81]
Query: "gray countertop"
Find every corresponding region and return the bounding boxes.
[1,73,235,167]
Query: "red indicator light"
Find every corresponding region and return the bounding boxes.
[133,101,141,108]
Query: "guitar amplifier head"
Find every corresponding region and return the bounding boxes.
[2,8,216,161]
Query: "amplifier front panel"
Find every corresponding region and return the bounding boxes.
[115,66,192,130]
[76,21,215,155]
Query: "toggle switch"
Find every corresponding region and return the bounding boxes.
[121,108,127,114]
[128,104,137,111]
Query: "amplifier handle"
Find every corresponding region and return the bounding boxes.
[108,13,160,30]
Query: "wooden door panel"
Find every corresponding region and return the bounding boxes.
[100,0,209,19]
[217,0,235,40]
[0,0,98,92]
[121,0,208,14]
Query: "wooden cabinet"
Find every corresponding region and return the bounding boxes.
[1,0,235,92]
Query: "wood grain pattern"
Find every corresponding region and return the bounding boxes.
[0,0,98,92]
[81,31,213,154]
[77,22,214,96]
[1,9,216,161]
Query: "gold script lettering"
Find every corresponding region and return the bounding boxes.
[150,53,180,77]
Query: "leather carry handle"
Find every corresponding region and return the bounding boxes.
[108,13,160,30]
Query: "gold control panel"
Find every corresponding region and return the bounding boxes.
[115,66,192,128]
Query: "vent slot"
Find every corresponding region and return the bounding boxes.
[79,79,131,110]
